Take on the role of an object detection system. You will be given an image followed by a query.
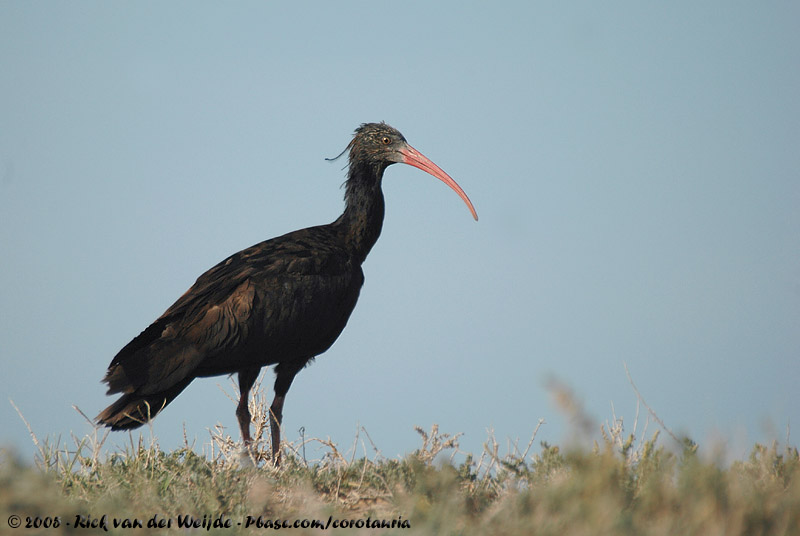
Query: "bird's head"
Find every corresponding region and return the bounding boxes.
[340,122,478,221]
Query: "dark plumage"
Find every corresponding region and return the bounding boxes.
[97,122,477,464]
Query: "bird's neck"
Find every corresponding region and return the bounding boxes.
[334,161,386,264]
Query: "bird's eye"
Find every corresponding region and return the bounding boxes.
[381,136,391,145]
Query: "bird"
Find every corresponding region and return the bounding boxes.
[96,122,477,465]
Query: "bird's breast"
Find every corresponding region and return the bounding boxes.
[208,266,365,371]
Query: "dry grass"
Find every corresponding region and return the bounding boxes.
[3,377,799,535]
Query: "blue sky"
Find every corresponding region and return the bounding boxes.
[1,2,798,462]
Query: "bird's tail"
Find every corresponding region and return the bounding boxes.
[96,378,193,430]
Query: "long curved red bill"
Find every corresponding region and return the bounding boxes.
[399,144,478,221]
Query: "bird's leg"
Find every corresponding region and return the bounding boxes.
[268,394,285,465]
[236,368,260,447]
[269,363,301,467]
